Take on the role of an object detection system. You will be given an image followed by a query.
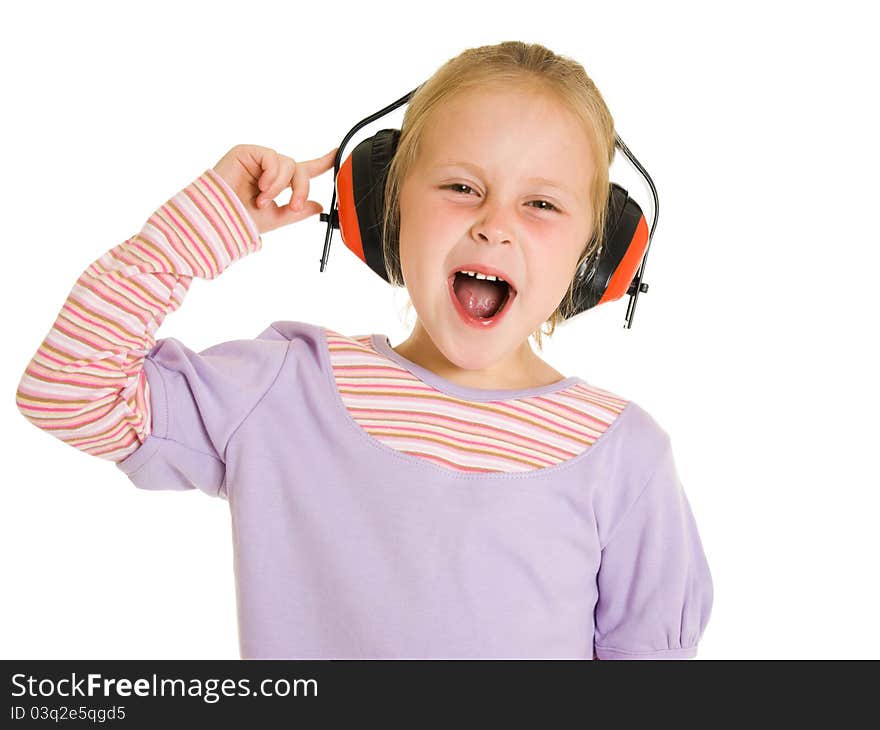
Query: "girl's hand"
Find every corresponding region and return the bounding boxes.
[212,144,338,234]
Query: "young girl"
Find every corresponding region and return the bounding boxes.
[15,41,713,659]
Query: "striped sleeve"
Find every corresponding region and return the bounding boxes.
[15,168,262,463]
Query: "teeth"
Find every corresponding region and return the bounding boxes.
[457,269,506,284]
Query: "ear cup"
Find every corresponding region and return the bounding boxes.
[335,130,650,320]
[560,183,650,320]
[335,128,401,283]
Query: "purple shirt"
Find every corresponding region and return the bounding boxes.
[115,319,713,659]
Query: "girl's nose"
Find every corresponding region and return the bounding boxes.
[471,200,514,246]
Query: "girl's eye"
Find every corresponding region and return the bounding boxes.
[442,184,559,212]
[445,183,478,196]
[528,199,559,213]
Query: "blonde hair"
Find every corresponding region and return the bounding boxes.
[381,40,616,351]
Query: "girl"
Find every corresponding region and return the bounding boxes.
[15,41,713,659]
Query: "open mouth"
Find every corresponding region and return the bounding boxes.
[448,270,517,327]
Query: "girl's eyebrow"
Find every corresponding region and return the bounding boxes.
[433,160,576,198]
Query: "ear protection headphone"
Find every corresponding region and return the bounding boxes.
[318,85,659,329]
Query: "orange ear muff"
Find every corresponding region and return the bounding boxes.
[335,154,366,269]
[561,183,651,320]
[333,128,401,284]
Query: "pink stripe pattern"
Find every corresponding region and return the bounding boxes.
[325,331,630,473]
[15,169,262,462]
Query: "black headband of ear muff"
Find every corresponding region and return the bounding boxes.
[318,84,658,329]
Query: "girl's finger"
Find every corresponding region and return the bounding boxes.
[288,159,310,210]
[257,149,279,195]
[260,199,324,232]
[258,157,296,208]
[299,147,339,178]
[284,148,337,210]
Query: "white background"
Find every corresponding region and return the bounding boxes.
[2,0,877,660]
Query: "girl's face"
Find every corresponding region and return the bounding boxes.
[396,83,596,387]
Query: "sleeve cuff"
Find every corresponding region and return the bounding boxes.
[595,644,699,660]
[202,167,262,253]
[115,356,167,477]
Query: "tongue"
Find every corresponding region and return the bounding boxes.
[453,275,506,318]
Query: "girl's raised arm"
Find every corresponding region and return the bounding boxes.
[15,145,335,463]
